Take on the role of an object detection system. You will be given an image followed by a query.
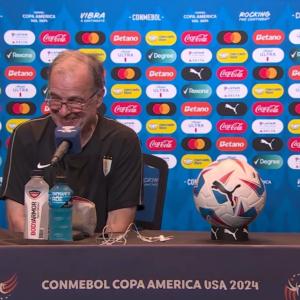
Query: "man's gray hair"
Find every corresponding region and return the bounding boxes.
[48,50,105,91]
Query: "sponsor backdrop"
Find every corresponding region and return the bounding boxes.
[0,0,300,231]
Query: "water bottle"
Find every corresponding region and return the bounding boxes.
[24,170,49,240]
[48,175,73,241]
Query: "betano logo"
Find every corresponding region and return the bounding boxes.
[182,84,212,98]
[6,102,36,115]
[146,137,176,151]
[252,155,283,169]
[5,66,36,80]
[181,137,211,151]
[146,66,176,81]
[146,84,177,99]
[110,48,141,63]
[252,119,283,134]
[288,66,300,80]
[289,102,300,116]
[111,67,141,81]
[146,102,176,116]
[216,84,248,99]
[40,30,70,45]
[111,84,142,99]
[111,102,141,116]
[116,119,142,133]
[181,119,212,134]
[145,31,177,46]
[181,102,212,116]
[217,31,248,45]
[216,66,248,80]
[4,30,35,45]
[80,48,106,62]
[181,48,212,63]
[288,119,300,134]
[5,84,36,98]
[146,119,177,134]
[253,66,283,80]
[216,119,247,134]
[216,48,248,63]
[252,101,283,116]
[252,84,284,98]
[110,31,141,46]
[76,31,105,45]
[252,48,284,63]
[147,49,177,63]
[216,137,247,151]
[181,154,212,169]
[181,31,212,45]
[253,29,285,45]
[288,83,300,98]
[5,48,35,63]
[6,119,29,133]
[40,48,67,63]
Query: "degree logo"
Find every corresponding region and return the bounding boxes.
[181,154,212,169]
[252,101,283,116]
[145,31,177,46]
[146,137,176,151]
[110,31,141,46]
[252,84,284,99]
[181,48,212,63]
[146,102,176,116]
[111,102,141,116]
[6,119,29,133]
[216,66,247,81]
[216,137,247,152]
[6,102,36,115]
[5,48,36,63]
[216,48,248,63]
[146,119,177,134]
[146,66,176,81]
[110,48,141,63]
[253,29,285,45]
[182,84,212,99]
[5,66,36,81]
[252,48,284,63]
[252,137,283,151]
[181,31,212,45]
[76,31,105,45]
[288,119,300,134]
[40,30,71,45]
[111,67,141,81]
[146,49,177,63]
[181,102,212,116]
[217,31,247,45]
[288,83,300,98]
[80,48,106,62]
[181,137,211,151]
[146,84,177,99]
[253,66,283,80]
[288,66,300,80]
[289,48,300,62]
[181,67,211,81]
[217,102,247,116]
[252,155,283,169]
[289,102,300,116]
[111,84,142,99]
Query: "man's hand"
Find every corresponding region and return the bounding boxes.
[6,200,25,233]
[106,206,136,233]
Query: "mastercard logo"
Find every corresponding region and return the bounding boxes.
[76,31,105,45]
[217,31,247,45]
[146,102,176,116]
[7,102,36,115]
[289,102,300,116]
[111,67,141,81]
[181,137,211,151]
[253,66,283,80]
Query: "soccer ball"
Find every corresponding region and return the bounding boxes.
[193,158,266,228]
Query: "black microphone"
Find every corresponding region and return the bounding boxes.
[51,126,81,166]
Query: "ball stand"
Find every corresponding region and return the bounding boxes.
[211,226,249,241]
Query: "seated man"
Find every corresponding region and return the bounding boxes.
[0,50,142,233]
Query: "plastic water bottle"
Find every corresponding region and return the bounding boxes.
[48,175,73,241]
[24,170,49,240]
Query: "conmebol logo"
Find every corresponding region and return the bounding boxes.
[216,66,248,80]
[146,137,176,151]
[5,66,36,80]
[111,102,141,116]
[181,31,212,45]
[252,101,283,116]
[253,29,285,45]
[216,120,247,134]
[288,137,300,152]
[40,31,70,45]
[110,31,141,46]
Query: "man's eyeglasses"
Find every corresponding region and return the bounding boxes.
[46,89,99,112]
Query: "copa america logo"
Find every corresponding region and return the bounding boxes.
[0,274,17,299]
[285,273,300,300]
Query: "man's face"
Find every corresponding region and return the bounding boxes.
[48,61,101,129]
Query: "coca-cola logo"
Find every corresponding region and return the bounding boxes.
[216,119,247,133]
[181,31,212,45]
[216,137,247,151]
[181,102,212,116]
[111,102,141,116]
[216,66,248,80]
[40,31,70,45]
[146,66,176,81]
[110,31,141,46]
[146,137,176,151]
[288,138,300,152]
[252,102,283,116]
